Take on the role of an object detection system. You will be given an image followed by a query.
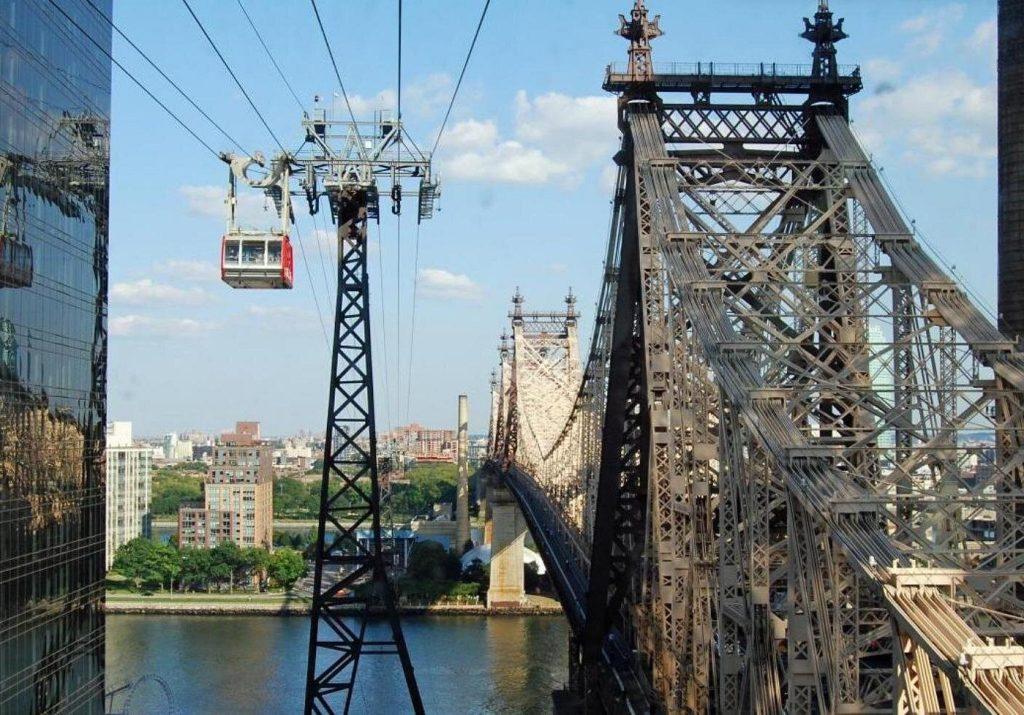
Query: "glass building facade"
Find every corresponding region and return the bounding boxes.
[0,1,111,712]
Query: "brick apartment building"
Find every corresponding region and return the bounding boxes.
[380,423,457,462]
[178,421,273,549]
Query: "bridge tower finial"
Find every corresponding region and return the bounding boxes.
[565,287,577,324]
[499,331,510,358]
[511,287,524,324]
[801,0,847,83]
[617,1,662,82]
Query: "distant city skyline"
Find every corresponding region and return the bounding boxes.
[107,1,998,436]
[114,418,485,441]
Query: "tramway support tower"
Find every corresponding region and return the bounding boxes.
[489,1,1024,714]
[220,107,437,715]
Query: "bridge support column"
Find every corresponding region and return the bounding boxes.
[487,482,527,608]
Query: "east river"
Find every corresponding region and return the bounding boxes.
[106,614,568,714]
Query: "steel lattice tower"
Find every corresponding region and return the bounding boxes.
[219,110,437,714]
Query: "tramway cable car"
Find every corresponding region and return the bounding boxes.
[220,154,294,290]
[221,231,293,289]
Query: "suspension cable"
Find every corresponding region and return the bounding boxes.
[235,0,306,112]
[375,222,396,439]
[395,0,404,429]
[180,0,287,154]
[46,0,221,160]
[309,0,365,157]
[403,222,422,424]
[81,0,247,155]
[431,0,492,155]
[311,210,335,312]
[397,0,403,122]
[396,209,402,429]
[233,0,334,321]
[292,218,331,349]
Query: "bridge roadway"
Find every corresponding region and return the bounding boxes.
[497,464,653,714]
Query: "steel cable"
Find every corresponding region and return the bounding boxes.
[47,0,221,160]
[235,0,306,112]
[82,0,247,154]
[180,0,287,154]
[431,0,491,156]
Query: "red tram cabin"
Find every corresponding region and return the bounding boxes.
[220,231,293,289]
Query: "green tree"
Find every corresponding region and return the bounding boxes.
[154,543,182,592]
[407,541,461,582]
[150,470,203,516]
[243,547,271,590]
[179,548,213,592]
[268,548,306,589]
[112,538,169,591]
[211,542,246,593]
[391,463,459,518]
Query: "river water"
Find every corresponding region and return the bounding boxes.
[106,614,568,714]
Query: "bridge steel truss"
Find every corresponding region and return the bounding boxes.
[488,3,1024,713]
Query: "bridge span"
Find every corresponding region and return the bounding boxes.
[485,3,1024,714]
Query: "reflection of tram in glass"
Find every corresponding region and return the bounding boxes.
[0,233,32,288]
[220,231,293,289]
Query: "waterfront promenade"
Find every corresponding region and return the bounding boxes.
[104,591,562,616]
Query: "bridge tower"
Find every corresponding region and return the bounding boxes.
[489,1,1024,713]
[488,289,581,608]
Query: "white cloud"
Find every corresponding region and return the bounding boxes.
[110,314,216,338]
[154,259,219,283]
[417,267,481,301]
[438,92,618,186]
[245,305,321,330]
[856,71,995,177]
[331,74,453,118]
[514,91,618,167]
[863,58,902,86]
[179,185,278,229]
[111,279,211,306]
[967,18,996,51]
[442,122,569,184]
[965,18,997,70]
[404,73,454,116]
[600,164,619,195]
[900,4,965,55]
[342,89,397,116]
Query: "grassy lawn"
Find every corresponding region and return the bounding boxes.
[107,591,310,604]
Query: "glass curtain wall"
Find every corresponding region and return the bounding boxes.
[0,0,111,712]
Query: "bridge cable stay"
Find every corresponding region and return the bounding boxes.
[488,2,1024,713]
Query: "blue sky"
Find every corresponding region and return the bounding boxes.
[107,1,998,437]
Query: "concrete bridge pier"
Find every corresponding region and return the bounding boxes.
[486,477,527,608]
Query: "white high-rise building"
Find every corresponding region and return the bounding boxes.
[106,422,152,569]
